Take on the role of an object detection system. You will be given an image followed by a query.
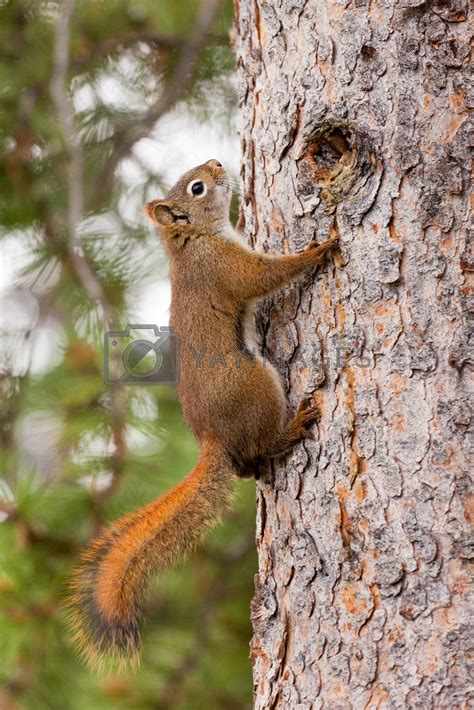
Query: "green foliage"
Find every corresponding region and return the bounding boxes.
[0,2,255,708]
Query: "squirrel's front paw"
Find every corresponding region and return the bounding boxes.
[305,236,339,260]
[307,235,339,251]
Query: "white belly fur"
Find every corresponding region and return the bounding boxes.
[222,225,285,398]
[243,301,285,396]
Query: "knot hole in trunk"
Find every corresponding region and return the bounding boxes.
[299,121,381,220]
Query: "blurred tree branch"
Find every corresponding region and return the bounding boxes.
[71,27,230,69]
[50,0,126,513]
[50,0,114,328]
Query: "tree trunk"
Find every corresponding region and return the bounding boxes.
[233,1,471,707]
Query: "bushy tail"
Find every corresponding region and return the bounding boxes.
[67,441,235,668]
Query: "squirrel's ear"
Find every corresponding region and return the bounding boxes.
[144,200,190,227]
[145,200,174,226]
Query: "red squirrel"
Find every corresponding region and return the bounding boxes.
[68,159,338,667]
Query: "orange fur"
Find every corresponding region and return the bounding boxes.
[67,441,234,668]
[94,447,213,620]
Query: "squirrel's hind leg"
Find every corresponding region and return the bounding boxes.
[232,455,263,480]
[263,397,320,458]
[231,399,319,478]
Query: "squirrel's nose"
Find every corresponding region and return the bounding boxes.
[206,159,222,169]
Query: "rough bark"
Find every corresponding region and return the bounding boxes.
[233,1,471,707]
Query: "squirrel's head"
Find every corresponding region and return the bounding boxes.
[145,159,232,247]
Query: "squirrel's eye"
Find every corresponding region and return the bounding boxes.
[187,180,207,198]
